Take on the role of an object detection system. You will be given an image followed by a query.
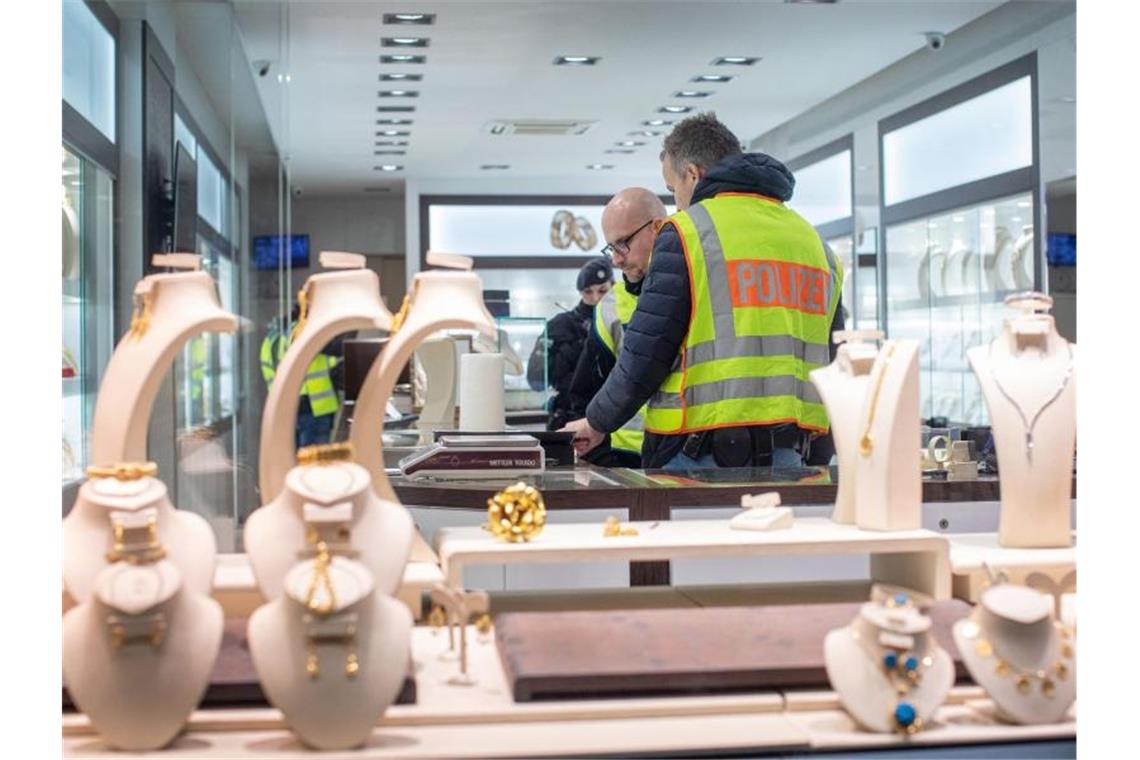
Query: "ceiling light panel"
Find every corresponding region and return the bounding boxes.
[378,90,420,97]
[379,73,422,82]
[659,105,692,113]
[692,74,734,83]
[630,130,662,137]
[374,140,409,146]
[643,119,672,126]
[374,164,403,171]
[382,13,436,24]
[616,141,645,147]
[674,90,712,98]
[376,130,411,136]
[586,164,614,170]
[382,37,429,47]
[376,118,413,125]
[376,106,416,112]
[480,164,510,170]
[380,54,426,64]
[605,149,635,154]
[713,56,760,65]
[553,55,600,65]
[374,150,407,155]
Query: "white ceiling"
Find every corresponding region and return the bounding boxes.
[233,0,1004,194]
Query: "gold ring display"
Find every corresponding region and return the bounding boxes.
[297,441,356,466]
[549,210,598,252]
[87,461,159,481]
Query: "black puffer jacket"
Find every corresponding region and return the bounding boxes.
[544,300,594,429]
[585,153,845,467]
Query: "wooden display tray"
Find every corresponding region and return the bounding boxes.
[495,601,972,702]
[63,619,415,710]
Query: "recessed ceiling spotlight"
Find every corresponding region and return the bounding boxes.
[376,105,416,112]
[617,141,645,147]
[375,141,409,147]
[659,105,692,113]
[382,37,429,47]
[674,90,712,98]
[376,118,413,125]
[605,149,635,154]
[380,73,422,82]
[692,74,734,83]
[380,54,426,64]
[554,55,601,65]
[374,164,403,172]
[382,13,436,24]
[643,119,673,127]
[378,90,419,97]
[586,164,614,170]
[630,130,661,137]
[374,150,407,155]
[713,56,760,66]
[480,164,510,170]
[377,130,411,136]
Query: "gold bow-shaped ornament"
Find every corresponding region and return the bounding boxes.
[485,482,547,543]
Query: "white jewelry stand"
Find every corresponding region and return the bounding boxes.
[247,556,412,750]
[350,269,497,502]
[62,560,223,750]
[258,260,393,503]
[244,459,413,600]
[810,330,882,524]
[90,266,238,465]
[854,339,921,531]
[63,475,216,603]
[824,601,954,734]
[967,294,1074,548]
[953,584,1075,724]
[729,492,793,531]
[415,336,459,431]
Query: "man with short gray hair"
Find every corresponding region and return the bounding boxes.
[564,112,845,470]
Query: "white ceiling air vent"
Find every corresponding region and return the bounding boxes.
[484,119,596,136]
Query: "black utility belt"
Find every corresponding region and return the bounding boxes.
[681,424,810,468]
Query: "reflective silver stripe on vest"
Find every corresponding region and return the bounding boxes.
[651,390,683,409]
[306,369,330,381]
[307,389,337,402]
[686,204,737,339]
[622,413,645,432]
[685,375,822,407]
[685,335,831,368]
[819,236,839,314]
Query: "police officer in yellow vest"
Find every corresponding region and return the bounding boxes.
[564,188,668,468]
[564,113,844,470]
[260,304,342,449]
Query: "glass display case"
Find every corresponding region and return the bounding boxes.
[885,192,1035,425]
[496,317,549,411]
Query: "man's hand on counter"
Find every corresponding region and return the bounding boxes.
[560,418,604,456]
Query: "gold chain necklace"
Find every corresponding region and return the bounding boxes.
[987,340,1074,463]
[858,342,897,456]
[959,615,1073,697]
[303,542,337,615]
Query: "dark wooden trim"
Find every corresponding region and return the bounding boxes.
[419,193,671,270]
[62,101,118,175]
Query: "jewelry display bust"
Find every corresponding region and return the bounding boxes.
[247,548,412,750]
[853,339,921,531]
[967,292,1075,548]
[63,466,216,603]
[91,263,238,465]
[62,559,223,750]
[825,591,954,734]
[810,330,882,524]
[259,256,393,504]
[953,584,1075,724]
[245,444,413,600]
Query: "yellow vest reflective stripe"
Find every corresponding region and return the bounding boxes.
[259,326,340,417]
[594,281,646,454]
[644,193,843,435]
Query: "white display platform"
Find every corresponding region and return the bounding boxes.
[437,517,952,598]
[63,625,1075,758]
[949,532,1076,602]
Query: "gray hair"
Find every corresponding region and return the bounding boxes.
[660,112,743,173]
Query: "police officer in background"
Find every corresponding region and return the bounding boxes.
[564,113,844,470]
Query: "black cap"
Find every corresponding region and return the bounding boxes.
[577,257,613,292]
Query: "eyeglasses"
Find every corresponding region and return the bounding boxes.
[601,219,655,260]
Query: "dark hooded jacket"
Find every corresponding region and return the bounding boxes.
[584,153,845,467]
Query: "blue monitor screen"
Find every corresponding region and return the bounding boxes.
[1045,233,1076,267]
[253,234,310,270]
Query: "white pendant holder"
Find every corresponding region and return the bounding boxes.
[62,559,223,750]
[952,584,1075,725]
[824,600,954,734]
[967,293,1075,548]
[247,554,412,750]
[414,336,460,431]
[853,339,921,531]
[810,330,882,524]
[350,269,497,502]
[258,260,393,504]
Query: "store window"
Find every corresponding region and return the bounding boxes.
[62,0,115,141]
[790,149,852,228]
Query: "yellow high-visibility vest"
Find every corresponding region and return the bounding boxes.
[259,324,341,418]
[594,280,645,455]
[644,192,843,435]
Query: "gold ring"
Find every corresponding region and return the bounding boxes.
[297,442,356,466]
[87,462,158,481]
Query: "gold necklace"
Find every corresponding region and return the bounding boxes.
[290,282,312,341]
[959,615,1073,697]
[303,542,337,615]
[858,342,897,456]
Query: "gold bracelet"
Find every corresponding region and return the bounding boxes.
[297,441,355,466]
[858,342,897,456]
[87,461,159,481]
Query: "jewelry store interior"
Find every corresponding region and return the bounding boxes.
[50,0,1098,757]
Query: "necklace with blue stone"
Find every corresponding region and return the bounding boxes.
[849,622,934,736]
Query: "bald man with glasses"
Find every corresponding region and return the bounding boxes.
[561,188,668,466]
